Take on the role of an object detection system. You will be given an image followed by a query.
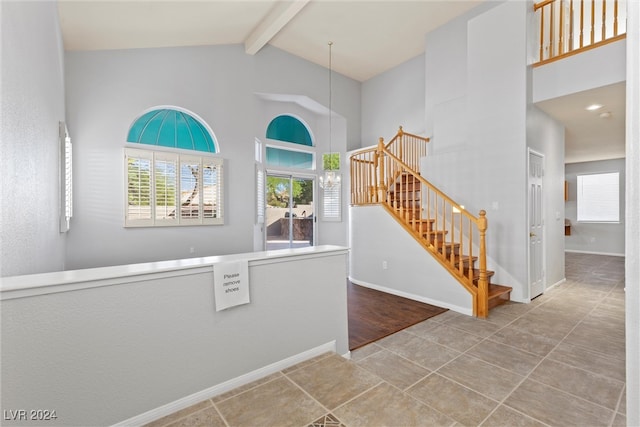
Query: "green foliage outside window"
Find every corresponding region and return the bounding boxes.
[323,153,340,171]
[266,176,313,208]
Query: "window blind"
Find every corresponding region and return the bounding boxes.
[577,172,620,222]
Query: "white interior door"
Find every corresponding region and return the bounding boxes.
[528,150,545,299]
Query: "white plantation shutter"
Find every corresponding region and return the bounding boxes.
[180,156,200,223]
[125,148,223,226]
[154,153,178,223]
[125,149,153,226]
[256,166,265,224]
[59,122,73,232]
[577,172,620,222]
[203,158,223,223]
[322,183,341,221]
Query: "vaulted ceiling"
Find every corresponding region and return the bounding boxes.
[57,0,626,162]
[58,0,484,82]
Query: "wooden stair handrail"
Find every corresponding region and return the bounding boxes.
[350,130,491,317]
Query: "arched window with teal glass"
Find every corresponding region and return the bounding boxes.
[124,107,223,227]
[127,107,218,153]
[266,115,313,146]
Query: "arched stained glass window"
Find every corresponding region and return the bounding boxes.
[127,108,218,153]
[266,115,313,146]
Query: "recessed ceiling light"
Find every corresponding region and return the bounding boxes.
[586,104,603,111]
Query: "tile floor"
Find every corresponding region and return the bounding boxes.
[145,253,626,427]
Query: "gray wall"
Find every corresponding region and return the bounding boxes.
[423,1,531,301]
[0,1,67,276]
[565,159,626,256]
[360,53,426,145]
[64,44,361,270]
[526,106,566,289]
[350,206,473,314]
[624,1,639,422]
[1,248,349,426]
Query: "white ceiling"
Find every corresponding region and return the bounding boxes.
[57,0,626,162]
[58,0,484,82]
[536,82,626,164]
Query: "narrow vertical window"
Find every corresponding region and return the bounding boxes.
[59,122,73,232]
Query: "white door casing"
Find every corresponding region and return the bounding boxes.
[528,149,545,299]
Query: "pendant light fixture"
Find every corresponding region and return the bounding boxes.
[319,41,341,189]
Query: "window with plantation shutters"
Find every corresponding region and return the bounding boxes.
[125,107,223,227]
[125,148,223,227]
[322,183,341,221]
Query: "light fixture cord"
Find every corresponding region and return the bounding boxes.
[328,41,333,171]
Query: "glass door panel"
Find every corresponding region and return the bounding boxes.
[265,174,314,250]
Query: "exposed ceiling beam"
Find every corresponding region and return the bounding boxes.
[244,0,310,55]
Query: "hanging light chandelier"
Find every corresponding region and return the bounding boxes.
[319,41,341,189]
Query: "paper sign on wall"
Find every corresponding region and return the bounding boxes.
[213,260,250,311]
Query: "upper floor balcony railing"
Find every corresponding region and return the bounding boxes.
[534,0,627,66]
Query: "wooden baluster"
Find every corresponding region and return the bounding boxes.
[468,218,473,282]
[580,0,585,47]
[350,157,354,204]
[614,0,619,35]
[602,0,607,40]
[550,2,555,57]
[477,210,489,318]
[369,153,374,203]
[398,126,404,166]
[591,0,595,44]
[418,177,423,234]
[399,167,404,219]
[569,0,574,51]
[450,205,455,266]
[540,7,545,60]
[559,0,565,55]
[426,187,431,242]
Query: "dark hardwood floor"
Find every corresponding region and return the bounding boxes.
[347,281,448,350]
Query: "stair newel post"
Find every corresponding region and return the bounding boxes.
[377,137,387,204]
[477,210,489,318]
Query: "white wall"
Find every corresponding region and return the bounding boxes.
[423,1,530,301]
[565,159,626,256]
[64,45,360,270]
[349,205,472,314]
[526,106,566,289]
[361,54,426,145]
[533,39,626,103]
[625,1,639,423]
[0,1,67,276]
[0,247,349,426]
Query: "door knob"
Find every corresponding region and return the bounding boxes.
[530,232,536,237]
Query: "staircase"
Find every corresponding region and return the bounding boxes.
[350,127,511,318]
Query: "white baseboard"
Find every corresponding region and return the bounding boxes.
[565,249,625,257]
[113,341,336,427]
[546,278,567,292]
[349,277,473,317]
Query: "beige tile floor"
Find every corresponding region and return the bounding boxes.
[146,253,626,427]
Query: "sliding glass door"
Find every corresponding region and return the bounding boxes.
[265,174,314,250]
